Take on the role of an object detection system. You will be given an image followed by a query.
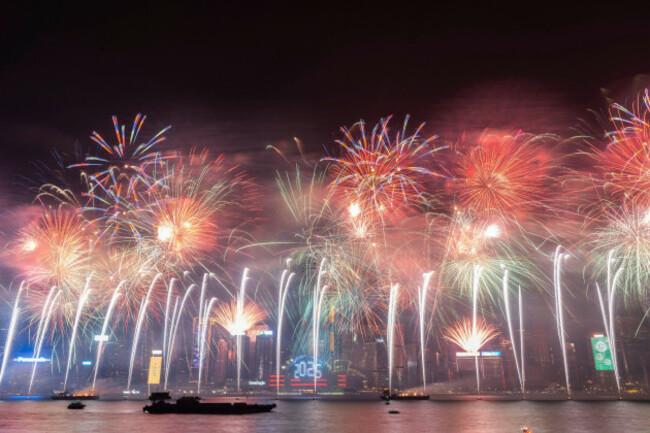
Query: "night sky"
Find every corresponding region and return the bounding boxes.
[1,2,649,178]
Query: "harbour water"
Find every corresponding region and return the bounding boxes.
[0,398,646,433]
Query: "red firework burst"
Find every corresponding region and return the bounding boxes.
[591,89,650,207]
[453,130,556,219]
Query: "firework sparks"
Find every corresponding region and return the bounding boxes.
[126,150,259,269]
[453,131,558,219]
[324,116,446,221]
[68,114,172,241]
[11,210,93,325]
[93,247,162,322]
[213,299,267,336]
[588,204,650,302]
[444,318,500,354]
[590,90,650,207]
[7,88,650,397]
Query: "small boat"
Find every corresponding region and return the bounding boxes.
[380,388,430,401]
[143,392,276,415]
[388,410,400,414]
[52,391,99,401]
[67,401,86,410]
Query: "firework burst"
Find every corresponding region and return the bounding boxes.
[452,130,558,219]
[11,209,94,326]
[587,204,650,303]
[69,114,172,241]
[114,149,259,272]
[439,209,544,307]
[590,89,650,207]
[324,116,445,222]
[443,318,500,354]
[213,299,267,335]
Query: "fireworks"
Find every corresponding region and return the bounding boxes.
[12,209,93,325]
[92,247,161,322]
[14,209,91,288]
[323,244,388,336]
[438,205,547,308]
[440,211,507,295]
[447,213,505,259]
[443,318,500,354]
[151,196,219,262]
[453,131,558,219]
[70,114,172,241]
[590,90,650,207]
[324,116,445,221]
[2,116,259,338]
[213,299,267,336]
[127,150,258,269]
[7,88,650,395]
[588,204,650,302]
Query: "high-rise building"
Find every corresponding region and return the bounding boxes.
[254,331,273,382]
[242,324,272,387]
[214,338,228,385]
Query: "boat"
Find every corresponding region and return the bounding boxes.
[143,392,276,415]
[52,391,99,401]
[380,388,430,401]
[67,401,86,410]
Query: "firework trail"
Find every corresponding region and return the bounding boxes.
[29,289,61,395]
[386,283,399,393]
[275,264,295,396]
[502,268,523,394]
[0,282,25,387]
[595,249,624,395]
[165,283,197,390]
[162,278,177,373]
[418,271,434,391]
[198,296,218,395]
[92,281,123,392]
[127,273,162,391]
[63,275,93,391]
[312,259,328,395]
[553,246,571,399]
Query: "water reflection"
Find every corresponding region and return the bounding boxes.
[0,399,646,433]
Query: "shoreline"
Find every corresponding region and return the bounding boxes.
[4,393,650,402]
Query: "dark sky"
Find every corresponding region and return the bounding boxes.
[1,2,649,176]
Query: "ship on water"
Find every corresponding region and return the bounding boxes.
[52,391,99,401]
[380,388,430,401]
[143,392,276,415]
